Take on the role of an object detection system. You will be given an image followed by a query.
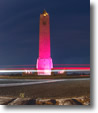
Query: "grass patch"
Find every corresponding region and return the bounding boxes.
[0,74,90,79]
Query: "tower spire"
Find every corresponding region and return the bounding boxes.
[42,9,48,16]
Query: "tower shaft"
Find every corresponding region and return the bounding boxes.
[36,10,53,75]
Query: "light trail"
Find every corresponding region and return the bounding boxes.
[0,64,90,67]
[0,64,90,73]
[53,67,90,69]
[53,64,90,66]
[0,67,90,73]
[0,64,36,67]
[0,70,90,73]
[0,67,90,69]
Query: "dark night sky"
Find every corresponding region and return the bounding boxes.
[0,0,90,66]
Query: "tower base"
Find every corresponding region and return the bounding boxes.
[36,58,53,75]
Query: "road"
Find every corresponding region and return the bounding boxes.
[0,78,90,98]
[0,78,90,87]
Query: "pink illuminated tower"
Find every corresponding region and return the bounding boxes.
[36,10,53,75]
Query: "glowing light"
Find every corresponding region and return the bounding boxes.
[58,70,65,74]
[44,69,51,75]
[24,70,27,73]
[42,9,48,16]
[43,13,48,16]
